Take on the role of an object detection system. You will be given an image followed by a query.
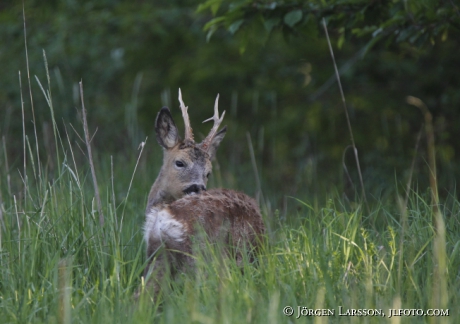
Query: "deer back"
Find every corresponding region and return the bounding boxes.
[145,189,264,248]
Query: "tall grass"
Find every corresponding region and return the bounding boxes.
[1,151,459,323]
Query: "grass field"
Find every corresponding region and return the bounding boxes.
[1,59,459,324]
[0,123,459,323]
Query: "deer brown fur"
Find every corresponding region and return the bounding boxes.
[140,89,265,297]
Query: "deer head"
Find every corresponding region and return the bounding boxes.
[147,89,227,209]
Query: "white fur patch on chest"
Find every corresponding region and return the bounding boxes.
[144,207,185,243]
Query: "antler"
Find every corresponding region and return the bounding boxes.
[201,94,225,151]
[178,88,194,144]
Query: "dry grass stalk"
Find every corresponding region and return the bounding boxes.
[322,18,368,211]
[23,5,41,180]
[2,136,11,195]
[58,258,72,324]
[120,138,147,230]
[246,132,262,205]
[397,126,422,293]
[79,81,104,227]
[0,176,2,251]
[19,71,27,207]
[111,155,117,230]
[406,95,448,322]
[406,97,440,219]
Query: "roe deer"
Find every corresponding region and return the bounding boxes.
[140,89,265,297]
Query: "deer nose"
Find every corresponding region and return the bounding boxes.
[183,184,206,195]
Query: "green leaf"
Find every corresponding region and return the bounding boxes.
[441,28,448,41]
[372,28,382,38]
[206,25,217,42]
[264,18,280,32]
[337,33,345,49]
[203,16,226,31]
[283,9,303,28]
[228,19,244,35]
[196,0,222,15]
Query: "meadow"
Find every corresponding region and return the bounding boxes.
[1,3,459,320]
[0,67,458,324]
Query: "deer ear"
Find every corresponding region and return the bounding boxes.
[206,126,226,159]
[155,107,180,149]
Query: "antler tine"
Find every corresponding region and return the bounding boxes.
[178,88,194,144]
[201,93,226,151]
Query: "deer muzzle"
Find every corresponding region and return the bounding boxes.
[183,184,206,195]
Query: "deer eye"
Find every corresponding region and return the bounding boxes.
[175,161,185,168]
[206,172,211,178]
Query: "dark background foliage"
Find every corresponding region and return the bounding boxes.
[1,0,460,211]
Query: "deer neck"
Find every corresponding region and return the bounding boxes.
[146,167,176,212]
